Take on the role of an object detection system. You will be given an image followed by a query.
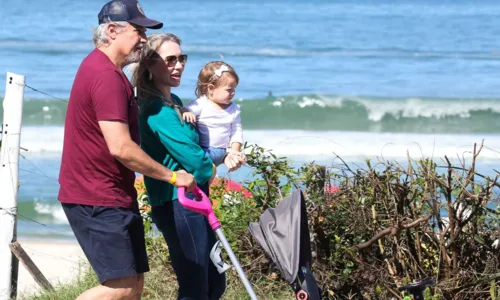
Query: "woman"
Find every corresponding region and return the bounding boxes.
[132,33,243,299]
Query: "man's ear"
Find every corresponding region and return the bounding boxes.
[107,23,119,40]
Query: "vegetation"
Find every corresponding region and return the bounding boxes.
[26,142,499,299]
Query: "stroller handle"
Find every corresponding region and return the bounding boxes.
[177,186,221,230]
[177,186,259,300]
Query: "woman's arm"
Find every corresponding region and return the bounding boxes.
[146,104,214,185]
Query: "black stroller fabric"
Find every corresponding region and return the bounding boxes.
[249,189,321,300]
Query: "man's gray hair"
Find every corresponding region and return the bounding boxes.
[92,21,128,48]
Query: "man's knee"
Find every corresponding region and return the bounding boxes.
[104,274,143,299]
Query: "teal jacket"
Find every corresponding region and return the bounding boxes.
[139,94,214,206]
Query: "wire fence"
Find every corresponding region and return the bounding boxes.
[0,82,82,269]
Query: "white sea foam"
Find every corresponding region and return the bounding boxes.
[34,199,68,224]
[20,126,500,162]
[314,95,500,122]
[20,126,64,154]
[243,130,500,162]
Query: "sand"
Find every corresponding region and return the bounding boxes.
[13,238,87,298]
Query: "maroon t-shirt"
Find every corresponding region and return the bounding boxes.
[58,49,139,208]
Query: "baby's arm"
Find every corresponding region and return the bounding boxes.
[230,142,242,152]
[229,107,246,163]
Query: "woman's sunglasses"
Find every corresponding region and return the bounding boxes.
[164,54,188,65]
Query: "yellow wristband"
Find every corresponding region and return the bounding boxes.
[168,171,177,185]
[212,164,216,174]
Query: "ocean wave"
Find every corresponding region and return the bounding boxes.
[33,200,68,224]
[2,39,500,61]
[185,45,500,60]
[18,198,69,225]
[236,95,500,133]
[3,95,500,133]
[0,40,93,55]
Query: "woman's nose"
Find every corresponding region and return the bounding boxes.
[174,60,184,70]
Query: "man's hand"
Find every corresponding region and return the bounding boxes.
[174,170,196,192]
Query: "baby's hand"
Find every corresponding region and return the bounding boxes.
[182,112,197,123]
[230,150,247,164]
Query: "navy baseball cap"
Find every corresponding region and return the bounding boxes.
[98,0,163,29]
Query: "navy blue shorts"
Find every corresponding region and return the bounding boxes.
[61,203,149,283]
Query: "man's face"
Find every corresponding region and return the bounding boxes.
[113,23,147,64]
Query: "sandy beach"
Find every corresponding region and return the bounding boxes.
[14,238,87,298]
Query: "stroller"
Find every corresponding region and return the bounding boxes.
[248,189,436,300]
[249,189,322,300]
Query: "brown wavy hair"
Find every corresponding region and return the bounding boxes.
[195,61,239,98]
[131,33,182,107]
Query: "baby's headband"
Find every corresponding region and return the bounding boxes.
[214,65,230,78]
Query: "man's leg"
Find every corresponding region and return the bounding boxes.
[62,204,149,300]
[76,274,143,300]
[135,273,145,300]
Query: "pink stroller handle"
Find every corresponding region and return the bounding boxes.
[177,186,258,299]
[177,186,221,230]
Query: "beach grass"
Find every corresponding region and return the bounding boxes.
[21,262,293,300]
[19,265,98,300]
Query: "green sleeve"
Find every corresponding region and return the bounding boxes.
[147,104,213,185]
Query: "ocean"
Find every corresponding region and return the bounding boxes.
[1,0,500,239]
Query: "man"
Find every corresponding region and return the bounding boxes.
[57,1,195,299]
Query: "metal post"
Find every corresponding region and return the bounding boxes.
[215,228,258,300]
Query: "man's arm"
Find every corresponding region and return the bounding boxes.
[99,120,195,189]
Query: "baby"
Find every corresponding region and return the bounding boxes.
[182,61,246,169]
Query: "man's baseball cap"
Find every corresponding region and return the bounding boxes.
[98,0,163,29]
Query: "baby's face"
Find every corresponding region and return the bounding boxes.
[209,74,237,106]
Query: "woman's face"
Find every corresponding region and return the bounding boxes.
[150,41,186,88]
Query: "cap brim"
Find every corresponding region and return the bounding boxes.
[129,17,163,29]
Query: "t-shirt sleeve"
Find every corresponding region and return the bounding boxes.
[230,105,243,145]
[146,105,213,185]
[185,99,202,116]
[90,70,130,123]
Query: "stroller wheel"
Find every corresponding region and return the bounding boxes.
[296,290,308,300]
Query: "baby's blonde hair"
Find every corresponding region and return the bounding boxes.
[195,61,239,97]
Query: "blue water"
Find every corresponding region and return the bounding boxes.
[1,0,500,238]
[2,0,500,99]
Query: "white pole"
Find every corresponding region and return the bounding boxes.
[0,72,25,299]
